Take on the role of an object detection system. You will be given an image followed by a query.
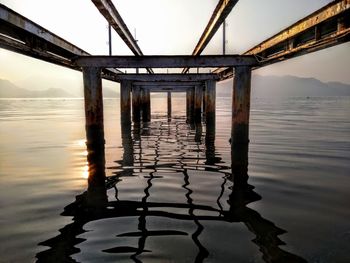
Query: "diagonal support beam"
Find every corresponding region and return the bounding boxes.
[182,0,239,73]
[91,0,153,74]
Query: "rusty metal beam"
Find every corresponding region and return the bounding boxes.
[91,0,153,74]
[216,0,350,81]
[141,86,193,92]
[115,73,219,82]
[74,55,257,68]
[133,81,202,86]
[0,3,123,78]
[182,0,239,73]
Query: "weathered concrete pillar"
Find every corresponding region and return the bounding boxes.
[167,92,171,121]
[120,80,131,125]
[231,66,251,147]
[194,85,203,123]
[82,67,104,146]
[232,66,252,146]
[132,85,141,122]
[186,88,195,123]
[141,88,151,122]
[205,80,216,126]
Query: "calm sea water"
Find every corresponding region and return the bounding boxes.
[0,95,349,263]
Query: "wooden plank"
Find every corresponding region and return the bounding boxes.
[74,55,258,68]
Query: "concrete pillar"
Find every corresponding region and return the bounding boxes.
[205,80,216,126]
[167,91,171,121]
[140,88,151,122]
[82,67,106,207]
[132,85,141,122]
[141,89,151,122]
[186,88,195,123]
[194,85,203,123]
[120,80,131,125]
[232,66,252,146]
[82,67,104,146]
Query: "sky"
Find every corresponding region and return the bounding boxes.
[0,0,349,94]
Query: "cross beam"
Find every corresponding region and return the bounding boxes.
[74,55,257,68]
[142,86,193,92]
[115,73,219,82]
[133,81,202,86]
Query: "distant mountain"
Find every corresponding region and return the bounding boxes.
[217,75,350,97]
[0,79,75,98]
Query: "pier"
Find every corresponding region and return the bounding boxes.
[1,1,349,261]
[1,0,349,151]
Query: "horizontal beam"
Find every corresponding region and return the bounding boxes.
[115,73,219,82]
[142,86,193,92]
[74,55,258,68]
[182,0,239,73]
[216,0,350,81]
[133,81,202,86]
[0,3,123,77]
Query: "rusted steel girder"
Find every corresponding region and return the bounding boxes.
[73,55,257,68]
[216,0,350,80]
[91,0,153,74]
[115,74,219,82]
[0,4,122,79]
[182,0,239,73]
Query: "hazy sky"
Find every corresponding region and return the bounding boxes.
[0,0,349,94]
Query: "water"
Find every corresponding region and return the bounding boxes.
[0,96,349,262]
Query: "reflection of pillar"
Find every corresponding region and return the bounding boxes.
[121,121,133,166]
[120,80,131,125]
[141,89,151,122]
[232,66,252,146]
[231,144,249,186]
[86,131,107,208]
[195,123,202,143]
[205,80,216,127]
[186,88,195,123]
[205,119,216,165]
[82,67,105,145]
[167,92,171,121]
[194,85,203,123]
[132,85,141,122]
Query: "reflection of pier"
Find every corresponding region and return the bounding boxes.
[36,123,306,262]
